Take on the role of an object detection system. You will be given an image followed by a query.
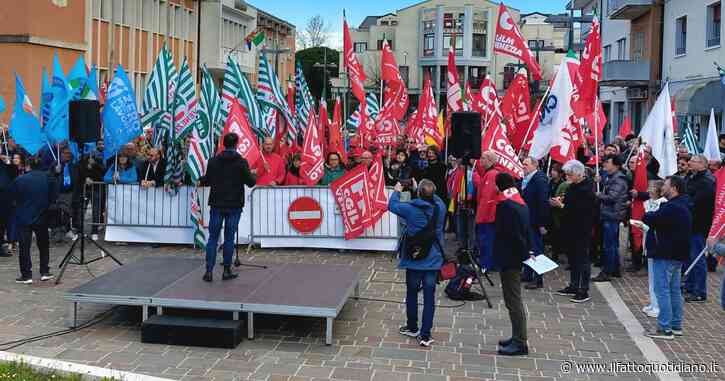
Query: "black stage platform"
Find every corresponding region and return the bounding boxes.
[65,257,361,344]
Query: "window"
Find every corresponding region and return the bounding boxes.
[676,16,687,55]
[503,65,515,89]
[159,2,167,35]
[632,31,645,61]
[707,2,721,47]
[399,66,409,87]
[603,44,612,62]
[616,38,626,60]
[142,0,154,30]
[112,0,122,23]
[469,66,487,88]
[123,0,137,25]
[91,0,100,19]
[100,0,111,20]
[377,39,393,50]
[423,34,435,56]
[353,42,367,53]
[443,34,463,55]
[473,33,486,57]
[528,40,544,49]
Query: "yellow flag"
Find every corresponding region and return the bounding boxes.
[424,111,446,147]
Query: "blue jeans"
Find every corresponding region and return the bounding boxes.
[476,223,496,270]
[685,234,707,298]
[405,269,438,339]
[652,259,683,332]
[205,207,242,272]
[601,221,620,275]
[523,228,544,285]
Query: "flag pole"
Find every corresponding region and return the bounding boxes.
[594,102,601,193]
[684,224,725,277]
[517,84,552,157]
[114,153,118,185]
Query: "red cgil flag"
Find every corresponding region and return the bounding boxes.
[501,69,532,151]
[585,98,607,144]
[631,148,648,252]
[381,40,409,120]
[419,74,442,147]
[374,107,400,147]
[343,18,367,103]
[366,154,388,226]
[618,115,632,138]
[478,76,500,127]
[572,16,601,117]
[319,98,330,157]
[328,96,347,164]
[481,120,525,179]
[330,165,373,240]
[287,81,296,118]
[494,3,542,80]
[217,99,262,168]
[447,44,463,114]
[709,167,725,240]
[300,111,325,185]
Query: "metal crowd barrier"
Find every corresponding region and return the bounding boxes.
[84,181,211,230]
[248,186,399,241]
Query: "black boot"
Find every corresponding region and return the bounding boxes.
[498,337,512,347]
[202,271,213,282]
[497,341,528,356]
[222,265,238,280]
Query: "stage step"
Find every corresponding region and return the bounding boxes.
[141,315,243,348]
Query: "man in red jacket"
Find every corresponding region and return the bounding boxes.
[473,151,500,271]
[254,137,286,186]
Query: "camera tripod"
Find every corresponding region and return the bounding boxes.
[458,206,494,308]
[56,185,122,284]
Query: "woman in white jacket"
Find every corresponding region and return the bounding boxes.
[639,180,667,318]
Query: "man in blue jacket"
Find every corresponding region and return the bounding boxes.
[0,154,18,257]
[9,157,59,284]
[521,157,549,289]
[389,179,454,347]
[643,176,691,340]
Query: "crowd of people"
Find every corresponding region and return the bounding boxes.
[1,125,724,350]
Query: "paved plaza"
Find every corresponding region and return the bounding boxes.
[0,239,721,381]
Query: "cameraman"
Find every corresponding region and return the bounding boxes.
[388,179,456,347]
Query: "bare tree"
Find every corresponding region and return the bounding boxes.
[297,15,330,48]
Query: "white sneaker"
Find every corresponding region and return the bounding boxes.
[40,273,54,281]
[642,305,651,313]
[65,231,77,240]
[646,309,659,318]
[91,234,99,241]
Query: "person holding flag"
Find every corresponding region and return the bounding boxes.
[254,137,286,186]
[684,155,716,302]
[199,133,257,282]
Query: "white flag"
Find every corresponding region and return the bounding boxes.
[530,55,576,160]
[639,84,677,178]
[704,108,721,161]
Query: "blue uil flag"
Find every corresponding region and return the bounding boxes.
[103,65,142,161]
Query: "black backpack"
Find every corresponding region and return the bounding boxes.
[403,202,439,261]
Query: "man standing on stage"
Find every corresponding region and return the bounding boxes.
[492,172,531,356]
[10,157,59,284]
[254,137,285,186]
[199,133,257,282]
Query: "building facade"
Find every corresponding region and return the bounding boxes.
[663,0,724,139]
[0,0,293,125]
[335,0,518,106]
[0,0,199,123]
[200,0,257,88]
[256,10,296,89]
[519,12,582,95]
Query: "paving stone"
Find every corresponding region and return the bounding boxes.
[331,367,374,380]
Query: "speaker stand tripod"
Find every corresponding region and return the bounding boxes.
[459,202,494,308]
[56,191,122,284]
[217,229,267,270]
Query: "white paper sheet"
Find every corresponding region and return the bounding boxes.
[523,255,559,275]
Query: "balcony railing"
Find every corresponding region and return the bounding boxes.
[608,0,653,20]
[601,59,650,86]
